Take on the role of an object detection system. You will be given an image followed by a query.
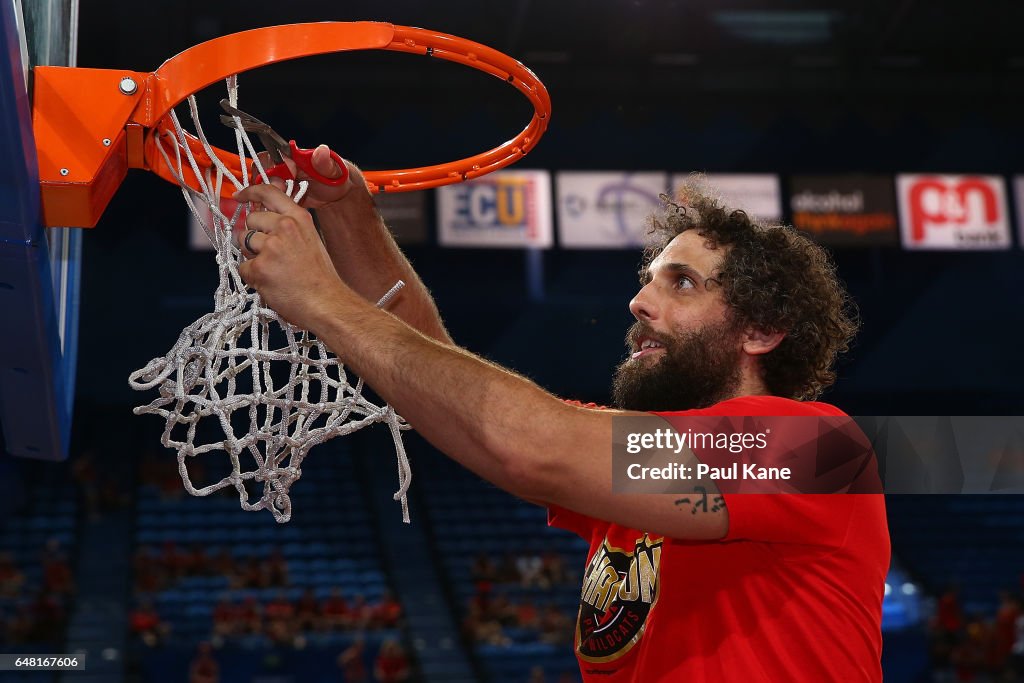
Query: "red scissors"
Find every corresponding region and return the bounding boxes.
[219,99,349,187]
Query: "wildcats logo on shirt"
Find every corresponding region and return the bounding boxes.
[576,533,662,664]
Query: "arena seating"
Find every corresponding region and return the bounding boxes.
[0,433,1000,683]
[130,442,409,683]
[887,495,1024,614]
[416,447,585,683]
[0,460,78,682]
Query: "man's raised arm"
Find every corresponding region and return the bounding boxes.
[234,182,729,543]
[288,145,452,345]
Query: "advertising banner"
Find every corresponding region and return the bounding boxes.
[670,173,782,223]
[556,171,667,248]
[789,175,898,246]
[437,170,553,248]
[896,174,1011,250]
[1015,176,1024,250]
[376,190,427,245]
[190,192,428,250]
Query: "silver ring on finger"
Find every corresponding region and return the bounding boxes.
[244,229,259,255]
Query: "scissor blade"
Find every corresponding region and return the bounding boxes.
[219,114,262,131]
[219,100,287,144]
[219,98,262,124]
[219,115,281,163]
[256,132,287,166]
[219,111,272,135]
[218,100,290,164]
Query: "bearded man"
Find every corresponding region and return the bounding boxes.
[233,147,889,683]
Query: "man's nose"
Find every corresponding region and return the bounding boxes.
[629,283,658,322]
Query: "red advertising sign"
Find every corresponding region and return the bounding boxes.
[896,174,1011,250]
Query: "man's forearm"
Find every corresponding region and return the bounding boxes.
[308,288,579,502]
[306,290,727,540]
[315,195,451,345]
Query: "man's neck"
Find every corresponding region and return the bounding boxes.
[731,367,773,400]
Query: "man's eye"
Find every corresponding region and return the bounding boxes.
[675,276,695,290]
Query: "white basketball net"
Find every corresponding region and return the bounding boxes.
[128,76,412,524]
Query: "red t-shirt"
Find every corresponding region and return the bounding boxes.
[549,395,889,682]
[375,653,409,682]
[130,609,159,632]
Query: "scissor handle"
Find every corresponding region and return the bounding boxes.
[288,141,349,187]
[260,163,297,184]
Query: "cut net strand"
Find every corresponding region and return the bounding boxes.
[129,76,412,523]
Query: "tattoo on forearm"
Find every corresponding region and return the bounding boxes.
[674,487,725,515]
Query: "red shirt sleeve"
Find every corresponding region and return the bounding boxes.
[659,396,868,547]
[720,493,856,547]
[549,398,611,539]
[547,504,595,540]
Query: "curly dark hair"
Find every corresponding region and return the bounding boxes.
[644,181,859,401]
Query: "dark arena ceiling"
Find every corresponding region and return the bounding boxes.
[80,0,1024,98]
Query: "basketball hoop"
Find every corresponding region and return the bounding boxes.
[126,75,416,523]
[36,23,551,522]
[32,21,552,227]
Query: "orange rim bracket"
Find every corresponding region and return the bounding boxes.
[33,67,147,227]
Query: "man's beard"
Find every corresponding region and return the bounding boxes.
[611,318,744,412]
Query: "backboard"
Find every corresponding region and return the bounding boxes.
[0,0,79,460]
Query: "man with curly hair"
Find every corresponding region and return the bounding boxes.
[612,185,860,411]
[233,151,888,683]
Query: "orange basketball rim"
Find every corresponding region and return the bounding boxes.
[31,22,552,228]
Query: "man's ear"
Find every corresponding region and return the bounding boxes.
[742,327,785,356]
